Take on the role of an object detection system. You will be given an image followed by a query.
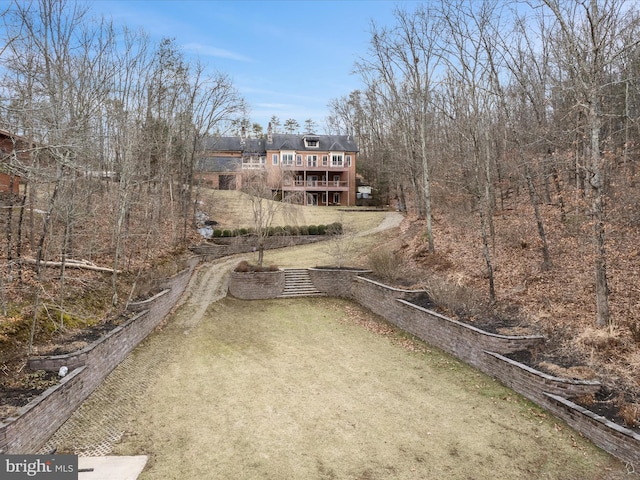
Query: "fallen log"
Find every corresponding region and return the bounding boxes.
[21,257,122,273]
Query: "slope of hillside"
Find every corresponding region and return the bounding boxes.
[387,202,640,430]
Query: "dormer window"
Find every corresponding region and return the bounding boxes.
[303,135,320,148]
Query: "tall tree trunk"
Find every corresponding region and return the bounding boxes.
[589,103,610,326]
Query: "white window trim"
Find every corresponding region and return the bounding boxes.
[272,153,279,165]
[306,154,317,167]
[281,150,295,166]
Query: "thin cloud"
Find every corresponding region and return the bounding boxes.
[183,43,252,62]
[256,103,295,110]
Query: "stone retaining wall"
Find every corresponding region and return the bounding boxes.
[190,235,325,259]
[308,268,372,298]
[1,260,199,454]
[228,271,285,299]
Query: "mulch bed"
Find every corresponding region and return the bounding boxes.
[0,311,136,421]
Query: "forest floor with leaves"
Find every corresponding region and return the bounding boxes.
[388,197,640,433]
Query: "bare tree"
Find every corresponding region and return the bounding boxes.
[354,6,441,251]
[542,0,635,326]
[241,169,301,266]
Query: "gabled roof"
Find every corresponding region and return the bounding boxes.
[204,136,265,154]
[267,134,358,152]
[203,133,359,154]
[197,156,241,172]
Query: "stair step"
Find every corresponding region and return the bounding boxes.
[279,269,325,298]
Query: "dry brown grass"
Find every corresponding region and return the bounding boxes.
[107,296,626,479]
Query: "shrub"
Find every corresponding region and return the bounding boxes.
[222,229,233,237]
[235,260,250,272]
[308,225,318,235]
[368,248,404,284]
[317,224,327,235]
[284,225,299,236]
[234,261,279,273]
[422,277,487,319]
[299,225,309,235]
[327,222,343,235]
[213,229,223,237]
[239,228,248,236]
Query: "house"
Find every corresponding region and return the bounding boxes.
[196,125,358,206]
[0,129,27,194]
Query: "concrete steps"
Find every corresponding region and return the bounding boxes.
[279,269,325,298]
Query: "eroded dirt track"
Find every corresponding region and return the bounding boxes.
[38,255,244,456]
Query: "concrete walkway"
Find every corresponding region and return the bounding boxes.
[79,456,147,480]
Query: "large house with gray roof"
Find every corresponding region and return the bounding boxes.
[196,126,358,206]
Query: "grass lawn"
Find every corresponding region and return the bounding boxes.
[111,296,624,479]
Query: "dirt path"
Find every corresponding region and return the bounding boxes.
[38,212,629,478]
[354,211,403,237]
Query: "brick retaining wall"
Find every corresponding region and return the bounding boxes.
[0,367,88,454]
[482,351,601,403]
[350,276,545,369]
[543,393,640,466]
[348,275,639,467]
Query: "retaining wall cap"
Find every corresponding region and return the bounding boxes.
[544,392,640,440]
[309,267,372,272]
[0,366,87,429]
[128,289,170,307]
[485,351,601,386]
[399,299,546,341]
[355,276,425,294]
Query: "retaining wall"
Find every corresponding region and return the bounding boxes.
[544,393,640,466]
[1,259,199,454]
[347,275,639,467]
[0,367,87,454]
[228,271,285,299]
[308,268,372,298]
[351,276,546,368]
[190,235,325,260]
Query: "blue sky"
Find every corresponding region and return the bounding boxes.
[89,0,416,132]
